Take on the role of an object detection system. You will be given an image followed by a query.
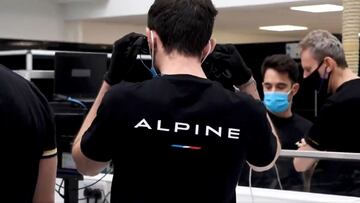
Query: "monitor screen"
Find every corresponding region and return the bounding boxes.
[54,52,108,100]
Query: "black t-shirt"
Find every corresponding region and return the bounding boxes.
[304,78,360,196]
[270,112,312,150]
[0,65,56,202]
[239,112,312,191]
[305,79,360,152]
[81,74,277,203]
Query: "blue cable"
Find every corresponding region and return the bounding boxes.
[139,56,158,77]
[67,97,88,110]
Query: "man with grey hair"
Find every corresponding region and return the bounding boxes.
[293,29,360,196]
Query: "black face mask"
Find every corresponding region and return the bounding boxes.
[302,60,331,112]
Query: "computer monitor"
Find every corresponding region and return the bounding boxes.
[54,52,108,101]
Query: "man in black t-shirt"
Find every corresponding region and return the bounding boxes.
[294,30,360,196]
[239,54,312,191]
[0,64,57,202]
[72,1,280,202]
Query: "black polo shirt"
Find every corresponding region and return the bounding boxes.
[305,78,360,196]
[239,112,312,191]
[270,112,312,150]
[0,65,56,202]
[305,79,360,152]
[81,74,277,203]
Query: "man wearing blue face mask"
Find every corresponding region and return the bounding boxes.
[239,54,312,191]
[293,30,360,197]
[262,54,312,150]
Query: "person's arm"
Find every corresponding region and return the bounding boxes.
[245,100,281,172]
[33,156,57,203]
[72,32,148,176]
[293,138,319,172]
[248,113,281,172]
[72,81,111,176]
[293,101,337,172]
[28,80,58,203]
[235,76,260,100]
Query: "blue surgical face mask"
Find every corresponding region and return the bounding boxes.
[263,91,291,113]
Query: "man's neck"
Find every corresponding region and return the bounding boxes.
[272,108,293,118]
[331,67,359,93]
[157,51,207,78]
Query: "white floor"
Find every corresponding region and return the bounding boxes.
[55,175,360,203]
[55,173,113,203]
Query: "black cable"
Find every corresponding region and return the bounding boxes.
[102,191,111,203]
[55,188,64,198]
[78,170,111,190]
[56,169,112,191]
[56,179,94,201]
[101,190,107,203]
[55,179,65,199]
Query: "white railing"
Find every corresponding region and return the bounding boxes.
[280,150,360,161]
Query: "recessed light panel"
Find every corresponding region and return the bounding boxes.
[290,4,343,13]
[259,25,308,32]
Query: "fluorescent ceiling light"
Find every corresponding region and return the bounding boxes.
[259,25,308,32]
[291,4,343,13]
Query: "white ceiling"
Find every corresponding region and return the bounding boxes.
[51,0,103,3]
[214,0,342,40]
[84,0,343,43]
[40,0,342,43]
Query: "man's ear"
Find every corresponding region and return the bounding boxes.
[324,56,336,73]
[145,27,153,48]
[291,83,300,96]
[146,28,160,47]
[146,27,151,43]
[209,38,217,54]
[201,38,217,59]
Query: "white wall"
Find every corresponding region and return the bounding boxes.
[62,0,306,20]
[213,31,302,44]
[71,21,302,44]
[0,0,65,41]
[0,0,307,44]
[80,21,147,44]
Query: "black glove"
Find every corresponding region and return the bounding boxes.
[104,32,151,85]
[202,44,252,91]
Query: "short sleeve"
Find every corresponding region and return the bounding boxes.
[30,82,57,159]
[246,101,277,168]
[41,103,57,158]
[80,91,115,162]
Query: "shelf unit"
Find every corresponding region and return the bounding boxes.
[0,49,112,80]
[0,49,151,81]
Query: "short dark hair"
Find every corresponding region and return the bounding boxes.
[147,0,218,57]
[261,54,299,83]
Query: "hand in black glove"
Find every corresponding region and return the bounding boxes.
[104,32,151,85]
[202,44,252,91]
